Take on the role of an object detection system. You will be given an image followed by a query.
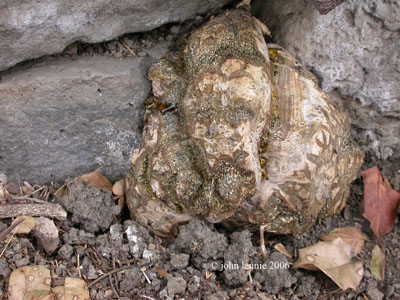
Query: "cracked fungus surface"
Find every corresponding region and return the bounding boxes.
[125,9,364,238]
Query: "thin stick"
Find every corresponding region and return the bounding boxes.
[0,218,25,241]
[0,203,67,220]
[260,224,269,261]
[77,254,82,278]
[119,39,136,56]
[109,274,119,298]
[0,224,19,257]
[87,265,134,288]
[109,258,120,298]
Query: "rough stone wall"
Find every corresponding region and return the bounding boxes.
[253,0,400,185]
[0,0,231,71]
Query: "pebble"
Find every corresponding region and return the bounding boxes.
[170,26,180,34]
[167,276,187,294]
[15,257,30,268]
[367,288,384,300]
[58,244,74,260]
[170,253,189,270]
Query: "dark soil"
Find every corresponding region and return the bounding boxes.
[1,6,399,300]
[1,164,399,300]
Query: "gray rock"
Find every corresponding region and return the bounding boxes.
[254,0,399,112]
[253,0,400,169]
[58,245,74,260]
[0,55,157,184]
[167,276,187,295]
[170,253,190,270]
[0,0,231,71]
[0,259,11,278]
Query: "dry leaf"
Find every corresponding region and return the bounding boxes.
[53,277,90,300]
[321,227,368,255]
[54,185,67,199]
[293,238,364,290]
[112,179,126,209]
[112,179,125,196]
[362,166,400,241]
[23,290,55,300]
[154,266,169,278]
[8,265,51,300]
[370,245,386,281]
[274,243,292,259]
[78,172,113,191]
[11,216,36,234]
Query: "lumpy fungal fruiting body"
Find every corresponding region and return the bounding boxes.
[125,9,364,238]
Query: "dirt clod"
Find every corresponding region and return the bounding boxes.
[59,179,120,232]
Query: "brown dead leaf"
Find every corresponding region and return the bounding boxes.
[53,277,90,300]
[112,179,126,209]
[154,266,169,278]
[54,185,67,199]
[11,216,36,234]
[321,227,368,256]
[293,238,364,290]
[370,245,386,281]
[274,243,292,259]
[362,166,400,241]
[78,172,113,191]
[23,290,55,300]
[8,265,51,300]
[112,179,125,196]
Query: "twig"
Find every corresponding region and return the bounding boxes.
[119,39,136,56]
[0,203,67,220]
[77,253,82,278]
[12,196,48,204]
[260,224,269,261]
[87,265,134,288]
[141,296,156,300]
[109,258,120,298]
[109,273,119,298]
[141,268,151,284]
[0,223,19,257]
[0,217,25,242]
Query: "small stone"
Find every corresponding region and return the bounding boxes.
[15,257,30,268]
[167,276,187,295]
[0,259,11,278]
[385,285,395,298]
[367,288,384,300]
[170,26,180,34]
[188,284,198,294]
[58,245,74,260]
[170,253,190,270]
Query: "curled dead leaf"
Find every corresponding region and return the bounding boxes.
[370,245,386,281]
[112,179,126,209]
[321,227,367,256]
[11,216,36,234]
[112,179,125,196]
[78,172,112,191]
[53,277,90,300]
[23,290,55,300]
[293,238,364,290]
[8,265,51,300]
[154,266,169,278]
[362,166,400,241]
[54,185,67,199]
[274,243,292,259]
